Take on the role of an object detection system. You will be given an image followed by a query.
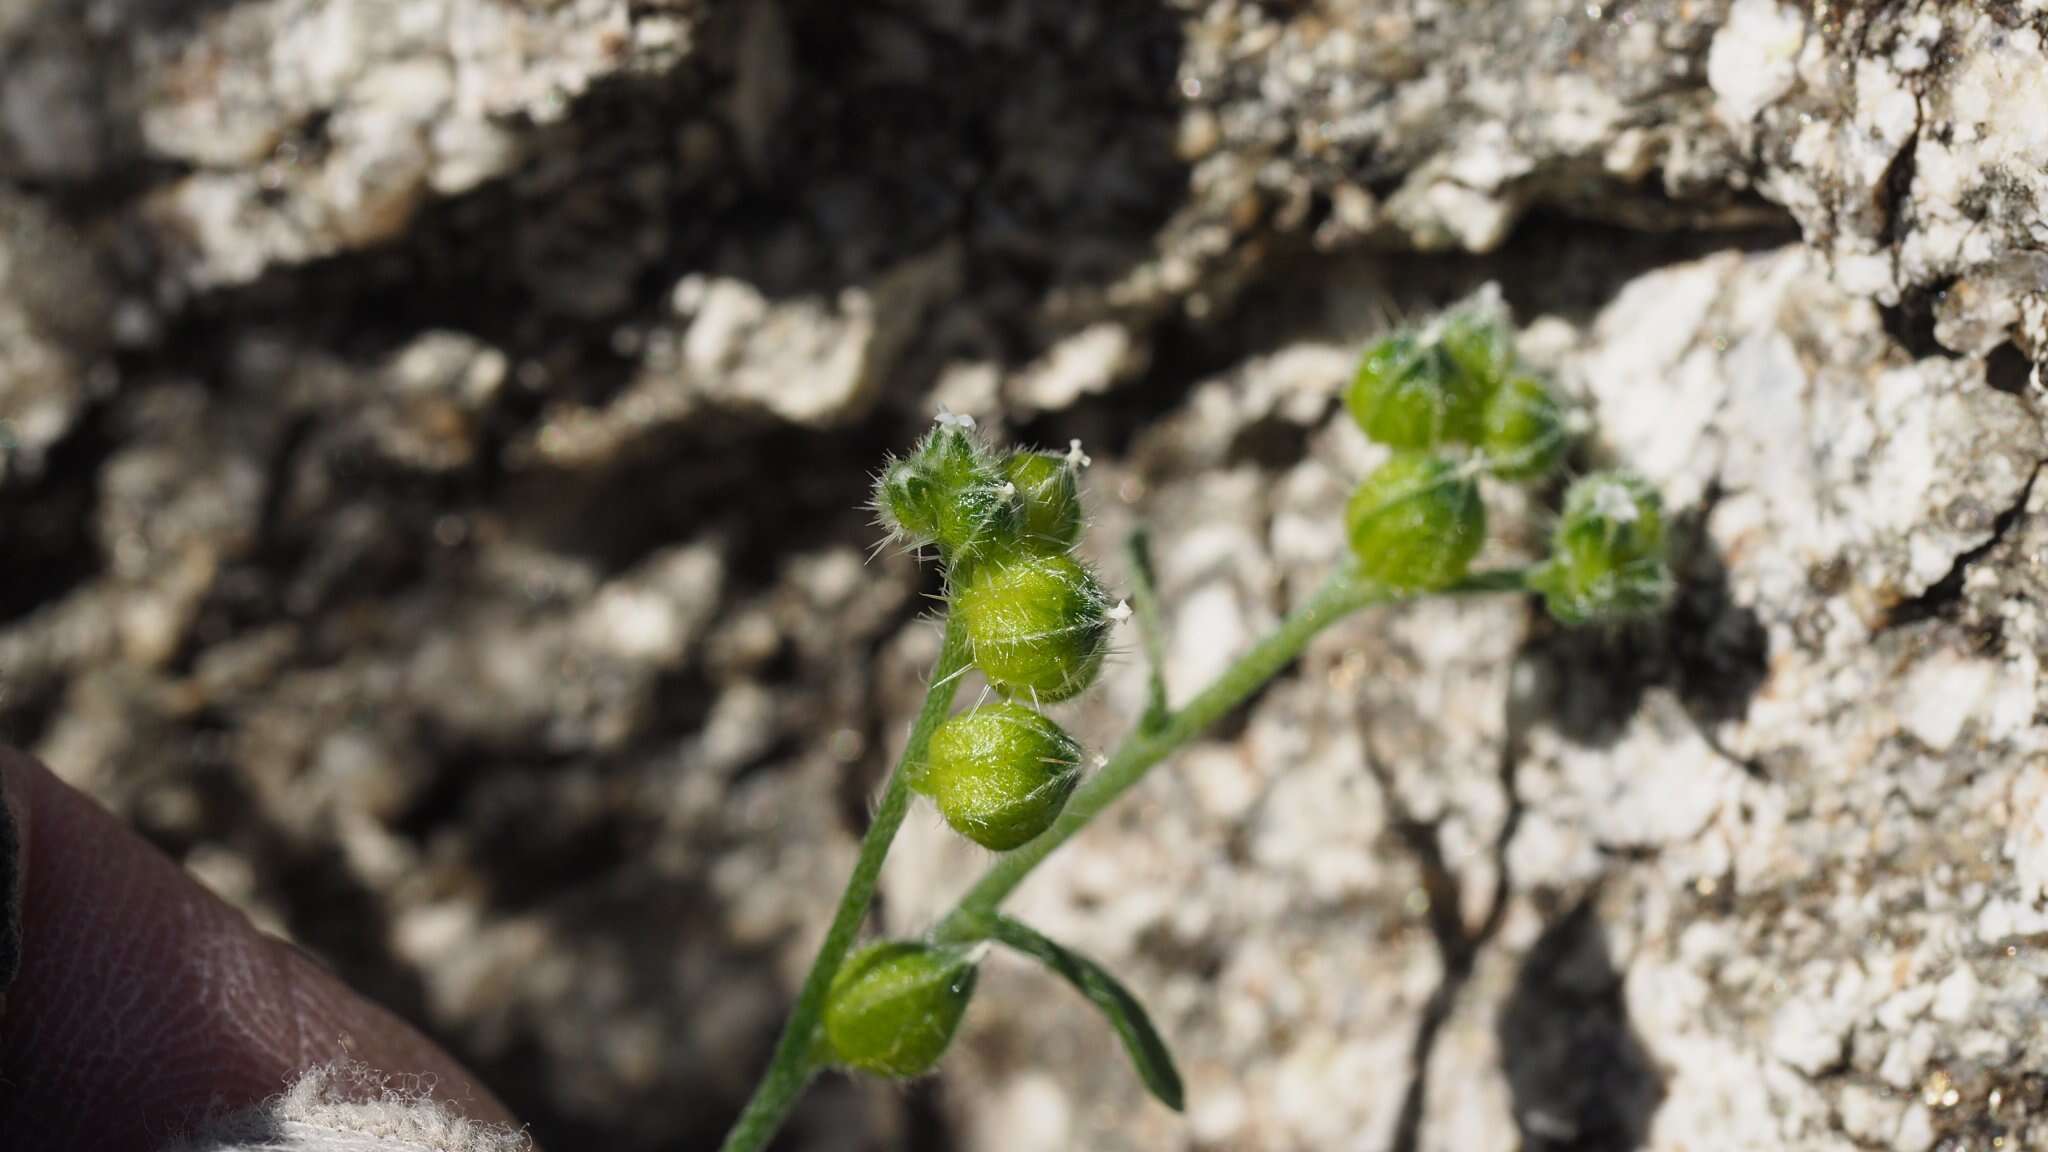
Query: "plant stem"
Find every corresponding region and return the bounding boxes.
[1124,528,1171,731]
[720,561,1529,1150]
[936,564,1528,942]
[936,563,1376,939]
[718,613,973,1152]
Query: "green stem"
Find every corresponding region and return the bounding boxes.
[936,564,1528,942]
[1124,529,1171,731]
[720,561,1529,1150]
[718,613,973,1152]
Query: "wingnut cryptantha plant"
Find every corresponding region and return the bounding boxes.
[717,301,1674,1152]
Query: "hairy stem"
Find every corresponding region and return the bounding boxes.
[1124,528,1171,732]
[722,561,1529,1150]
[936,564,1528,941]
[718,613,973,1152]
[935,562,1375,938]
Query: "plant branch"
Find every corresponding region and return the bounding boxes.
[1124,528,1171,731]
[718,612,974,1152]
[935,564,1529,942]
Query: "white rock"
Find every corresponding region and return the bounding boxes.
[1009,324,1138,412]
[1708,0,1807,124]
[1769,999,1847,1076]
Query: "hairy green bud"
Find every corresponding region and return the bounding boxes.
[1346,453,1486,592]
[823,941,978,1078]
[1529,472,1669,625]
[918,701,1084,850]
[1438,310,1515,398]
[1347,333,1491,450]
[956,551,1112,703]
[876,424,1021,561]
[1001,450,1083,552]
[1479,374,1567,482]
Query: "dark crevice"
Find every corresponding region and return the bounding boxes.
[502,411,921,589]
[1880,278,1958,360]
[0,397,112,625]
[1014,213,1802,476]
[1986,341,2034,396]
[0,673,66,752]
[1364,670,1527,1152]
[1226,413,1320,470]
[1884,464,2039,630]
[1875,101,1921,251]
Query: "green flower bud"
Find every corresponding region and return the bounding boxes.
[1000,450,1083,552]
[1529,472,1669,625]
[955,551,1112,703]
[918,701,1083,850]
[1438,310,1515,398]
[875,424,1021,561]
[1346,453,1486,591]
[1347,333,1491,449]
[1479,374,1568,482]
[823,941,978,1078]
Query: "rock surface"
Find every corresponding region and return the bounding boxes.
[3,2,2047,1151]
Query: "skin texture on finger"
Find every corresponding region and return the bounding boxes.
[0,747,520,1151]
[0,757,20,1016]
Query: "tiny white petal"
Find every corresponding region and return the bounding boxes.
[1591,481,1640,523]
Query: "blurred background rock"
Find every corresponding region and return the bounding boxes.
[5,1,2048,1149]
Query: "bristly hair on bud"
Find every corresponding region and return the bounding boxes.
[1528,471,1671,625]
[822,941,979,1078]
[1350,286,1540,456]
[1345,452,1486,592]
[873,421,1023,563]
[1001,449,1084,553]
[916,700,1084,850]
[954,551,1113,703]
[1435,306,1515,401]
[1479,373,1568,482]
[1346,333,1491,451]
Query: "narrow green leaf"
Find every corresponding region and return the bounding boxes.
[989,915,1185,1111]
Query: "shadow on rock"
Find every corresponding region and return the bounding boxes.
[1523,490,1769,752]
[1496,896,1664,1152]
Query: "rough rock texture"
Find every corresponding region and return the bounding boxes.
[3,2,2048,1151]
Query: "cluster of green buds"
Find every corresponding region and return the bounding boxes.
[817,300,1673,1089]
[823,418,1126,1081]
[1344,301,1668,622]
[875,417,1111,854]
[1529,472,1669,624]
